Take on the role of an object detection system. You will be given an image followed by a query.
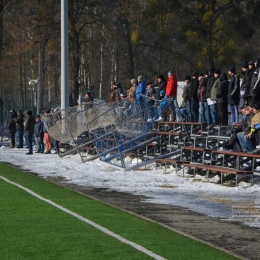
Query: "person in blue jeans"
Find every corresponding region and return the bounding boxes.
[24,110,35,155]
[34,115,44,153]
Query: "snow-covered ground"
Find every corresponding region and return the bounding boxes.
[1,142,260,229]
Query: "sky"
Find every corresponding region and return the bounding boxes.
[1,142,260,230]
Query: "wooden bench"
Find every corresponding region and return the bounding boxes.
[156,158,185,174]
[182,162,253,186]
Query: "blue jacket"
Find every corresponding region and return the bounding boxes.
[159,90,168,107]
[136,81,146,98]
[34,120,44,137]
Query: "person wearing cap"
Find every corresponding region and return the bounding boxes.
[34,115,44,153]
[182,75,192,122]
[24,110,35,155]
[166,70,179,121]
[14,110,24,148]
[206,66,216,124]
[248,59,260,106]
[189,72,199,122]
[209,69,221,125]
[240,61,250,108]
[228,66,240,124]
[8,109,17,148]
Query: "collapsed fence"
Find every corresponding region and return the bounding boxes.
[42,95,174,169]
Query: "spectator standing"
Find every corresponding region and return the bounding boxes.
[198,74,208,123]
[228,66,240,124]
[109,84,119,106]
[136,75,146,118]
[146,82,156,121]
[182,76,192,122]
[249,102,260,154]
[216,73,229,125]
[15,110,24,148]
[84,91,94,109]
[240,61,250,108]
[34,115,44,153]
[209,69,221,124]
[166,70,178,121]
[43,110,52,154]
[157,75,167,99]
[8,109,17,148]
[190,72,200,122]
[248,59,260,106]
[206,66,216,124]
[24,110,35,155]
[251,58,260,106]
[246,60,255,105]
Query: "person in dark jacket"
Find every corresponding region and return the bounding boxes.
[240,61,250,108]
[217,73,229,125]
[84,91,94,109]
[34,115,44,153]
[43,110,52,154]
[190,72,199,122]
[8,109,17,148]
[251,58,260,106]
[206,66,217,124]
[24,110,35,155]
[248,59,260,106]
[182,75,192,122]
[246,60,255,106]
[198,74,208,123]
[157,75,167,99]
[14,110,24,148]
[228,66,240,124]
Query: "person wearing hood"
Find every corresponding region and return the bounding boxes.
[14,110,24,148]
[216,73,229,125]
[228,66,240,124]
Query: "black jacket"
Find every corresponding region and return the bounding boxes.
[182,81,192,102]
[24,115,35,134]
[228,74,240,105]
[206,74,216,98]
[217,73,229,103]
[14,114,24,130]
[190,78,199,100]
[241,70,250,98]
[249,67,259,96]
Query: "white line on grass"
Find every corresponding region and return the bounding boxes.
[0,176,166,260]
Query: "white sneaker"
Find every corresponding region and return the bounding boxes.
[156,117,163,122]
[147,118,152,122]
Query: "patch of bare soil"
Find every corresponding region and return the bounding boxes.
[45,176,259,260]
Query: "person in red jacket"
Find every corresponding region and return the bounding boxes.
[166,71,180,121]
[166,71,178,98]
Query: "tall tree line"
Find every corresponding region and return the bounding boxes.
[0,0,260,110]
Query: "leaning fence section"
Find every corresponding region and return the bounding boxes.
[86,95,174,169]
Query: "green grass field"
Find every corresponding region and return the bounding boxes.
[0,163,238,260]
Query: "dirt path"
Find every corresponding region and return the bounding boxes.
[44,176,259,260]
